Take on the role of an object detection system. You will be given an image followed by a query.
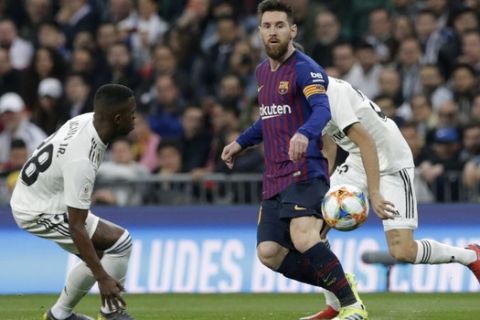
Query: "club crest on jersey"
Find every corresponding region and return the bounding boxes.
[278,81,289,95]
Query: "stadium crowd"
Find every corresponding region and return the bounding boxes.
[0,0,479,205]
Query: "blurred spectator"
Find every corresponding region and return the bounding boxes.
[149,139,189,204]
[55,0,98,49]
[228,40,257,99]
[196,14,240,97]
[95,23,119,72]
[309,10,344,67]
[0,138,28,176]
[97,42,141,90]
[72,30,96,52]
[399,121,434,202]
[419,64,453,111]
[22,46,66,109]
[144,74,185,138]
[140,44,191,100]
[415,9,447,64]
[364,7,395,63]
[373,94,405,126]
[437,8,478,78]
[419,126,464,201]
[332,42,363,90]
[64,72,93,118]
[458,30,480,75]
[392,15,415,46]
[201,0,237,52]
[131,0,168,69]
[180,105,211,173]
[471,93,480,122]
[424,0,450,29]
[397,37,423,102]
[433,101,465,132]
[37,22,68,58]
[20,0,54,43]
[409,94,438,139]
[459,121,480,163]
[377,67,404,108]
[0,18,34,70]
[32,77,69,135]
[391,0,419,17]
[0,139,29,204]
[284,0,323,52]
[105,0,138,40]
[128,112,160,172]
[354,42,383,98]
[462,155,480,191]
[0,47,22,96]
[218,73,248,112]
[450,63,478,116]
[70,47,95,80]
[0,93,46,163]
[94,137,150,206]
[400,121,429,166]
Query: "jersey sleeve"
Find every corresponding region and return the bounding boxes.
[62,159,96,210]
[295,61,331,139]
[328,82,360,133]
[236,118,263,148]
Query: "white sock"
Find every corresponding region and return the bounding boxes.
[415,239,476,265]
[324,289,341,311]
[100,230,132,314]
[51,261,96,319]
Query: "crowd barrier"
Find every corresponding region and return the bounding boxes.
[1,204,479,294]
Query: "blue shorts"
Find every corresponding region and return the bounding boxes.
[257,178,329,249]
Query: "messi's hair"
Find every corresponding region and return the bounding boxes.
[257,0,294,24]
[93,84,133,113]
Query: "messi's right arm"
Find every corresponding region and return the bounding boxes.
[222,119,262,169]
[236,118,263,149]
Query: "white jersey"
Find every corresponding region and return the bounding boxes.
[323,77,414,174]
[11,113,107,216]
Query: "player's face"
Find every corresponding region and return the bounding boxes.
[114,97,136,136]
[259,11,296,60]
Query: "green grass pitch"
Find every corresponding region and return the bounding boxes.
[0,293,478,320]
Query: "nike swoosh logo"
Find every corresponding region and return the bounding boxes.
[258,85,264,92]
[294,205,307,211]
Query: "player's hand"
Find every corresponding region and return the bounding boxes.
[370,191,396,220]
[97,275,126,311]
[221,141,242,169]
[289,132,309,162]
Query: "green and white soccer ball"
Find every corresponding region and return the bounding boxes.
[321,184,369,231]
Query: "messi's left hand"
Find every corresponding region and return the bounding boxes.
[289,132,308,162]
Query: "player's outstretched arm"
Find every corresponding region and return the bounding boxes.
[345,123,395,220]
[68,207,126,310]
[321,134,337,174]
[224,119,263,169]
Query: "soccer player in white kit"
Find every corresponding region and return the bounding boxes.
[301,77,480,320]
[10,84,136,320]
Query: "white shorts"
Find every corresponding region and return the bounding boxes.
[12,210,100,255]
[330,164,418,231]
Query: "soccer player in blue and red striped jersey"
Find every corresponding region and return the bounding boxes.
[221,1,367,319]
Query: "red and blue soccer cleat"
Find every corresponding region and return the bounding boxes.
[466,244,480,282]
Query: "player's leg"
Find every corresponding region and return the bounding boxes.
[11,211,96,320]
[383,169,478,277]
[48,213,133,320]
[305,165,368,319]
[282,178,366,320]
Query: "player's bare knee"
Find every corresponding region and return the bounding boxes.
[257,242,287,270]
[105,229,133,257]
[388,242,416,263]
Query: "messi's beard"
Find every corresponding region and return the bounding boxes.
[265,38,290,60]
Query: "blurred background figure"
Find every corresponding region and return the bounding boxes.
[0,92,46,164]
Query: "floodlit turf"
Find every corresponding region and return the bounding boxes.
[0,293,478,320]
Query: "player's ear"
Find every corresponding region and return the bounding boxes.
[290,23,297,38]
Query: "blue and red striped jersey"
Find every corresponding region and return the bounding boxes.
[237,50,331,199]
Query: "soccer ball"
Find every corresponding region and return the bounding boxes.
[321,184,369,231]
